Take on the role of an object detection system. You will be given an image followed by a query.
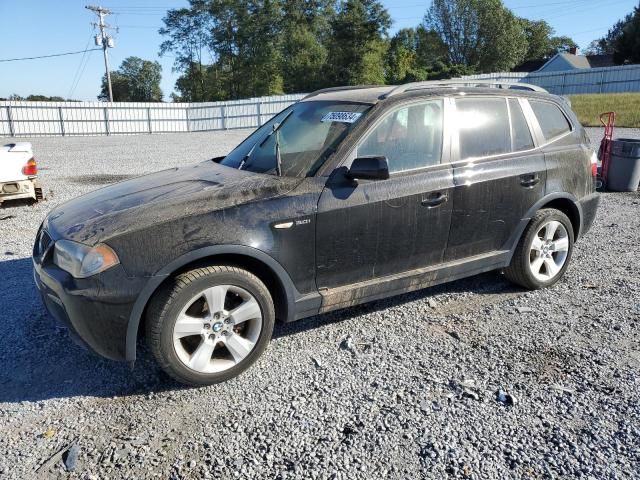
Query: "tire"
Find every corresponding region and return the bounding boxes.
[504,209,574,290]
[146,266,275,386]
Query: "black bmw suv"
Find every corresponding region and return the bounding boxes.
[33,81,600,385]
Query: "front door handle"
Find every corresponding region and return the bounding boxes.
[520,174,540,187]
[421,192,448,208]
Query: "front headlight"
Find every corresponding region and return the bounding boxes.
[53,240,120,278]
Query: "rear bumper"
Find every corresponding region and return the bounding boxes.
[0,179,37,202]
[32,256,146,361]
[578,192,600,239]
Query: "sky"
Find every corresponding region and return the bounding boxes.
[0,0,637,101]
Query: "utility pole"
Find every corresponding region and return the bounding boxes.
[86,5,114,102]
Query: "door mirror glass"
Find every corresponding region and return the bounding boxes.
[346,156,390,181]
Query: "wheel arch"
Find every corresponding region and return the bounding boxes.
[125,245,299,362]
[505,192,583,262]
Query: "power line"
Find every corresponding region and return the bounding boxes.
[510,0,600,9]
[68,32,97,99]
[0,48,102,63]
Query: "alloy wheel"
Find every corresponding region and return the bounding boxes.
[528,220,569,283]
[172,285,263,373]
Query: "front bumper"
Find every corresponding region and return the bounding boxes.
[577,192,600,239]
[32,248,146,362]
[0,179,37,203]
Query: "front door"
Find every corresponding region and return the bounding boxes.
[315,99,454,294]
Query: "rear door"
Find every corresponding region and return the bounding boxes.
[444,96,546,261]
[527,99,589,199]
[315,98,454,290]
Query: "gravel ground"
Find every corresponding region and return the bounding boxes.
[0,128,639,479]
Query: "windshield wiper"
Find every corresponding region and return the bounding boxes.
[259,110,293,148]
[274,128,283,177]
[238,110,293,173]
[238,143,256,170]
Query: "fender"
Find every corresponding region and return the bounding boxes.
[125,245,303,362]
[503,192,581,263]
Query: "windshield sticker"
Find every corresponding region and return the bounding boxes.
[321,112,363,124]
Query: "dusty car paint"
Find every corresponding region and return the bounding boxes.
[33,86,599,364]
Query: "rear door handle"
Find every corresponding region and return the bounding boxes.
[520,174,540,187]
[421,192,448,207]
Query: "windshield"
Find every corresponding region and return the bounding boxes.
[221,101,370,177]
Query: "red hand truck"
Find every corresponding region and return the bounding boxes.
[598,111,616,189]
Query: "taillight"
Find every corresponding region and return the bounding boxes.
[22,158,37,176]
[590,151,598,178]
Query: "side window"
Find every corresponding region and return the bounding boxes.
[529,100,571,141]
[509,99,534,151]
[357,99,443,173]
[456,98,511,160]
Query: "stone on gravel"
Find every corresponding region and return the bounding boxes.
[64,443,80,471]
[495,389,515,407]
[516,307,534,313]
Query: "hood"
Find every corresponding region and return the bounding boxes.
[45,161,303,245]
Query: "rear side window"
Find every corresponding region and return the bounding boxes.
[509,99,534,151]
[456,98,511,160]
[529,100,571,140]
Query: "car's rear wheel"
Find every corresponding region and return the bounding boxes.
[146,266,274,386]
[504,209,574,290]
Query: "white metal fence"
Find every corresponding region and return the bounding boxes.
[0,94,305,137]
[2,64,639,137]
[460,64,640,95]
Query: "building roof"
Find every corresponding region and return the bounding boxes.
[535,52,617,72]
[560,53,592,69]
[586,54,616,68]
[512,59,547,73]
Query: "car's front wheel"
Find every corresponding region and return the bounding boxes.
[504,208,574,290]
[146,266,275,386]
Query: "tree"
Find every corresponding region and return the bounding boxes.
[327,0,392,85]
[1,94,76,101]
[613,5,640,64]
[160,5,214,102]
[520,19,577,61]
[99,57,163,101]
[386,28,419,84]
[548,36,577,55]
[521,19,554,60]
[237,0,284,97]
[587,10,634,55]
[385,26,449,84]
[425,0,528,72]
[161,0,286,101]
[415,26,449,68]
[281,0,335,92]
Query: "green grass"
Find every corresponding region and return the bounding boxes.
[569,93,640,128]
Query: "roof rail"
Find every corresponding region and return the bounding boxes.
[302,84,383,100]
[379,79,547,99]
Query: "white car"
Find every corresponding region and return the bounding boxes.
[0,142,43,205]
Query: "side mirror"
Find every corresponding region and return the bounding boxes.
[346,156,390,181]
